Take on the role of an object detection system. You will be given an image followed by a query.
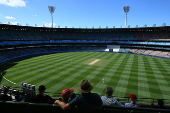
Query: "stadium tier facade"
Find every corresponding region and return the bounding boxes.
[0,24,170,63]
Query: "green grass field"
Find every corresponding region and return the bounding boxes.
[1,51,170,100]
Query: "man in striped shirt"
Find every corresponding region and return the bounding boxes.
[101,87,124,106]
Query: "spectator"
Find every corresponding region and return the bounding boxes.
[157,99,165,108]
[54,79,102,110]
[59,88,75,103]
[18,92,26,102]
[0,86,12,101]
[31,85,55,104]
[70,93,76,101]
[23,93,33,102]
[151,99,165,109]
[125,94,140,107]
[101,87,124,106]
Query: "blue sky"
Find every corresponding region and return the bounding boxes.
[0,0,169,28]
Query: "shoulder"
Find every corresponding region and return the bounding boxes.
[125,102,132,107]
[136,103,140,106]
[101,96,106,99]
[44,95,52,98]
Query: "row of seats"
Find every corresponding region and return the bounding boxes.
[0,47,106,63]
[1,40,170,46]
[0,40,113,46]
[0,29,137,40]
[0,101,170,113]
[1,29,170,41]
[130,49,170,58]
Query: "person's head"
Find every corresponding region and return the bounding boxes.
[70,93,76,101]
[25,93,33,102]
[3,86,10,94]
[157,99,164,107]
[78,79,94,93]
[129,94,137,102]
[61,88,74,100]
[106,87,113,96]
[21,92,25,96]
[38,85,46,93]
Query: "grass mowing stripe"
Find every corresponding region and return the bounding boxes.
[101,54,128,97]
[62,52,120,94]
[5,52,98,89]
[89,53,121,95]
[7,52,88,72]
[55,53,114,93]
[154,58,170,81]
[4,52,94,83]
[144,56,163,99]
[138,55,150,98]
[44,52,101,93]
[148,57,170,99]
[121,54,136,97]
[7,52,87,73]
[113,54,132,97]
[155,58,170,70]
[33,52,100,89]
[11,52,94,80]
[2,52,170,99]
[95,53,131,95]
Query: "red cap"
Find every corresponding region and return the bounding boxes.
[61,88,74,98]
[129,94,137,99]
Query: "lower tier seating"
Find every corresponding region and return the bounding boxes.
[0,101,170,113]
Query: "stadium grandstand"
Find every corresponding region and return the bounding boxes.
[1,23,170,112]
[1,0,170,112]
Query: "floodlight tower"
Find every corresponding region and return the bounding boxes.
[48,6,56,28]
[123,6,130,28]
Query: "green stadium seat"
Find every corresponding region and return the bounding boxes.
[28,103,52,112]
[0,101,7,112]
[77,107,102,113]
[51,104,77,113]
[102,105,170,113]
[5,101,29,113]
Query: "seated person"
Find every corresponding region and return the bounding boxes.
[31,85,55,104]
[101,87,124,106]
[70,93,76,101]
[151,99,165,109]
[18,92,26,102]
[59,88,75,103]
[54,79,102,110]
[125,94,140,107]
[21,92,33,102]
[0,86,12,101]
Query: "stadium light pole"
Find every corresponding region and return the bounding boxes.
[123,6,130,28]
[48,6,56,28]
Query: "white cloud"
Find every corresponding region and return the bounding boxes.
[0,0,26,7]
[43,22,56,27]
[32,15,37,17]
[5,16,16,19]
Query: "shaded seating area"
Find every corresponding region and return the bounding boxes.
[0,101,170,113]
[102,105,170,113]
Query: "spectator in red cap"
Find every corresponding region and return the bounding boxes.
[125,94,140,107]
[60,88,75,103]
[54,79,102,110]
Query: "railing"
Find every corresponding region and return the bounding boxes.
[0,101,170,113]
